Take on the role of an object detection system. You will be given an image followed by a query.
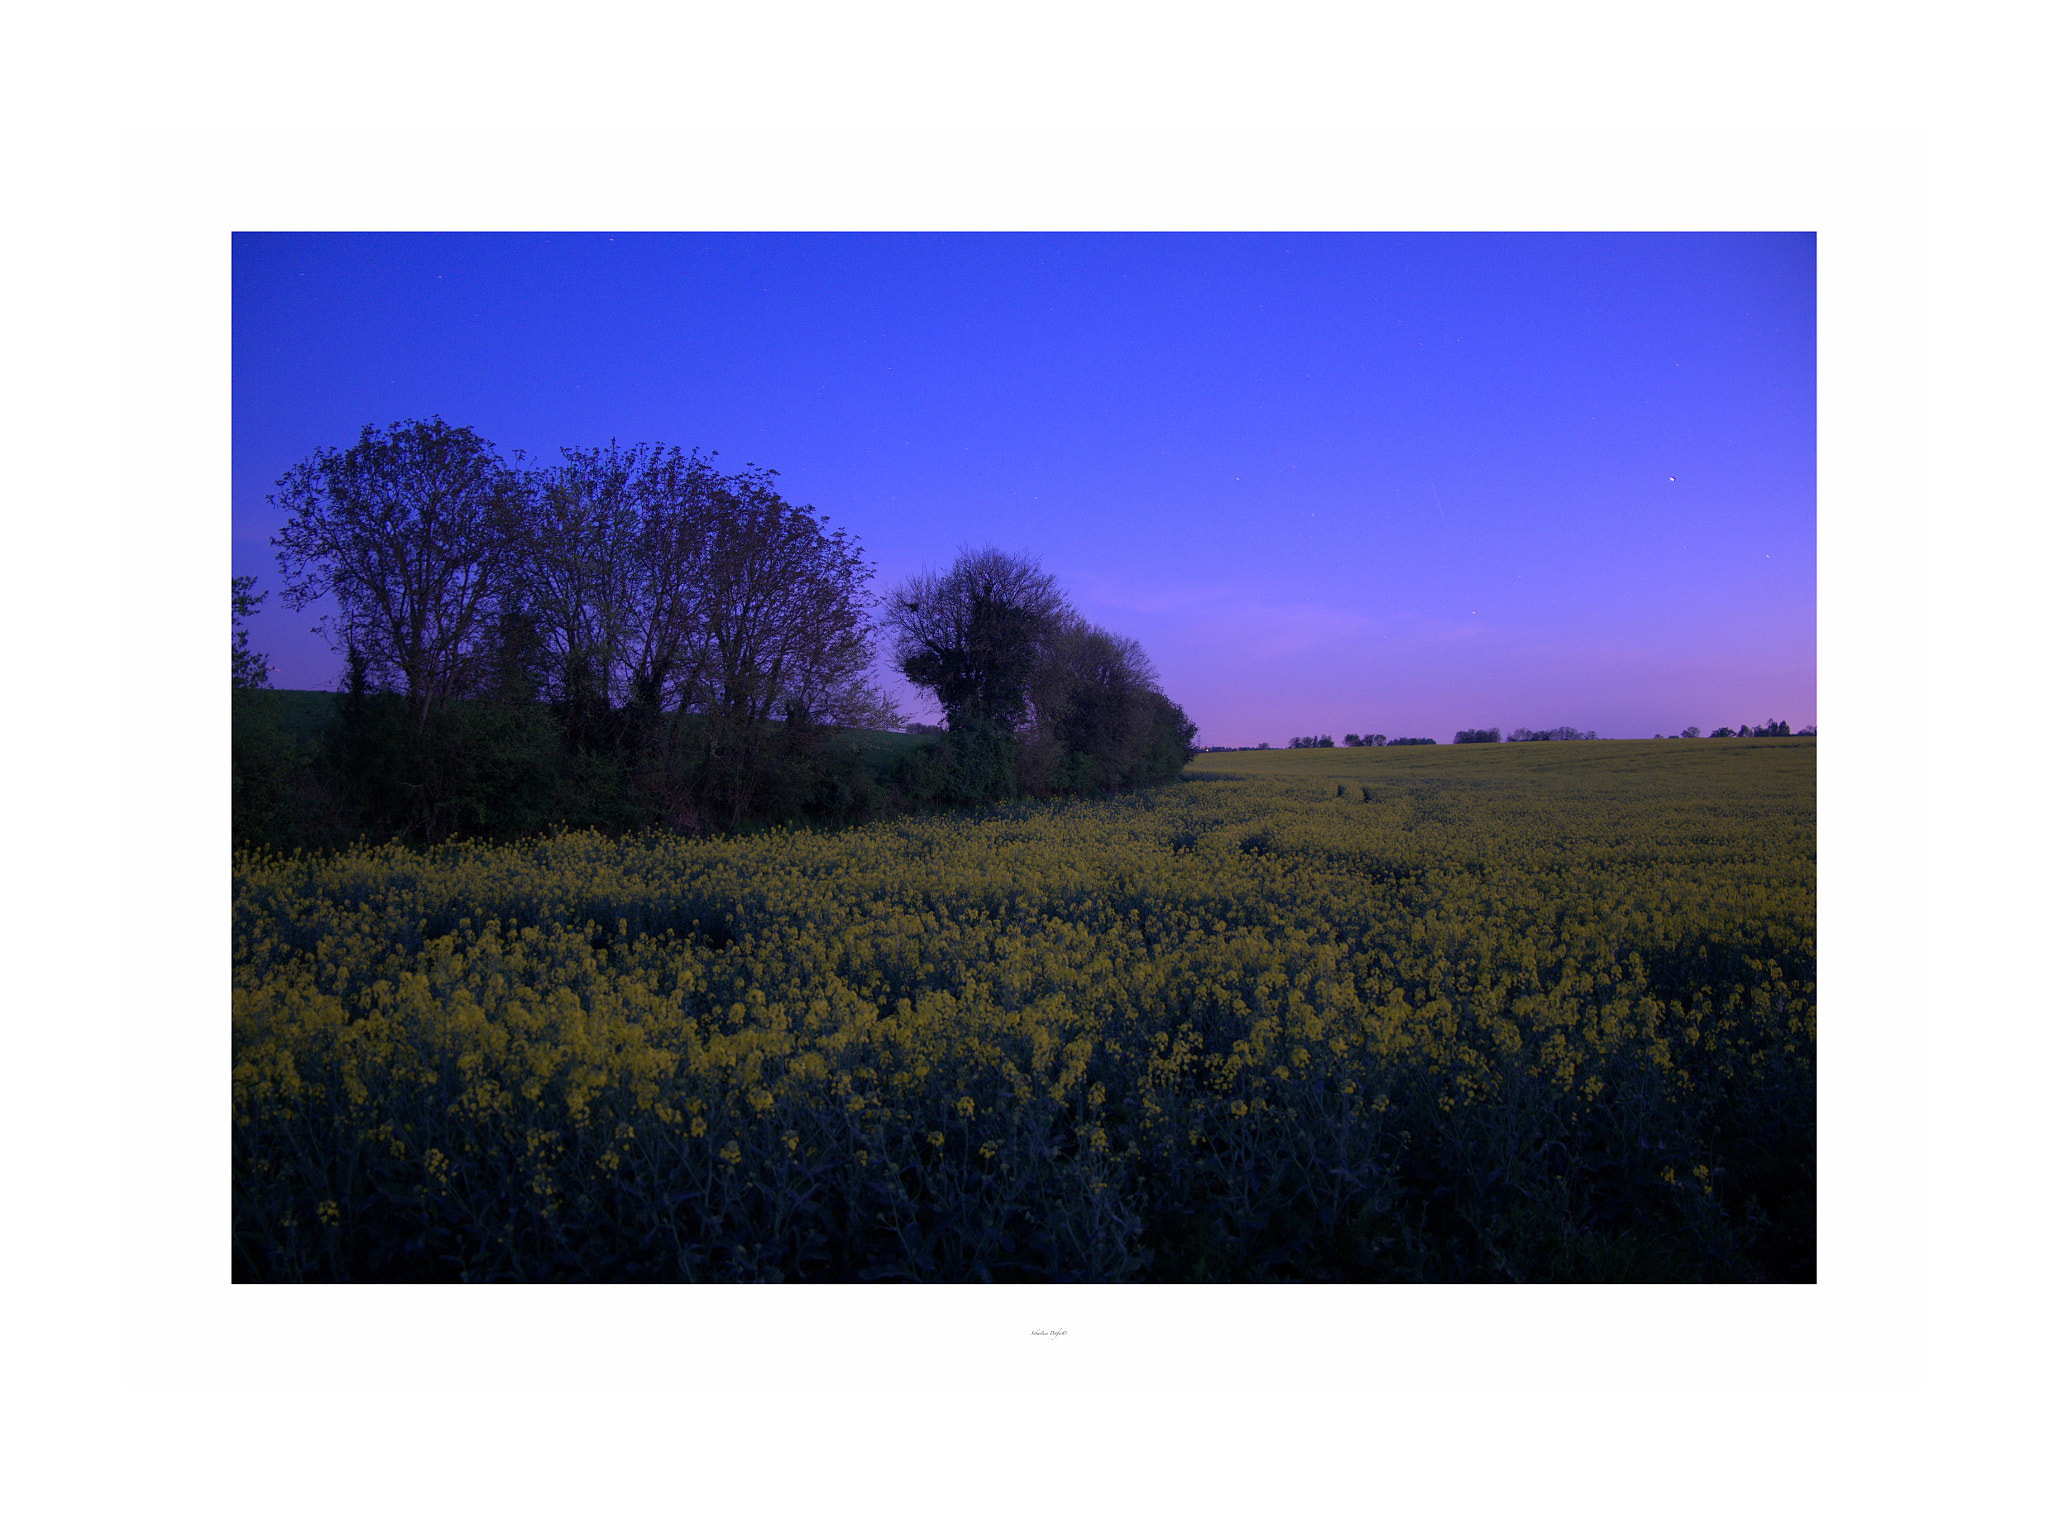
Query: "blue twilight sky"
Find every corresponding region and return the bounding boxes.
[232,232,1814,745]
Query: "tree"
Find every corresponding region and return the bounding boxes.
[882,552,1197,803]
[628,446,721,718]
[884,548,1066,733]
[1682,726,1701,739]
[511,442,901,741]
[271,417,523,732]
[1018,615,1197,792]
[232,575,271,690]
[645,464,895,824]
[1453,727,1500,744]
[1025,615,1142,784]
[694,467,892,729]
[515,440,654,728]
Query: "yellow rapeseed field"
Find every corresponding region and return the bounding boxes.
[233,737,1815,1281]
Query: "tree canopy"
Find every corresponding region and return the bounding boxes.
[883,547,1195,802]
[884,547,1066,733]
[273,423,896,746]
[271,417,522,731]
[248,427,1195,847]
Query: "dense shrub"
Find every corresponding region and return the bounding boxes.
[232,681,889,851]
[231,672,1193,852]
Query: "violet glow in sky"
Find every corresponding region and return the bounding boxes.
[232,232,1814,745]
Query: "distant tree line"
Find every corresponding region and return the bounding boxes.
[234,419,1195,850]
[1207,717,1819,757]
[1648,722,1813,738]
[1287,732,1443,748]
[1709,720,1804,738]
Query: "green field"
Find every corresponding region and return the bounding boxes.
[234,737,1814,1281]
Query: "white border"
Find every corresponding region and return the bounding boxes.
[16,8,2032,1507]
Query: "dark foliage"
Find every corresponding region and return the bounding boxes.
[233,682,893,851]
[887,549,1198,804]
[232,576,271,692]
[271,418,524,733]
[885,548,1065,734]
[248,436,1199,849]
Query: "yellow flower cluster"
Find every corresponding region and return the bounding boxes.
[234,738,1814,1281]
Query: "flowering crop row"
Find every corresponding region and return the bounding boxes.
[233,737,1815,1281]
